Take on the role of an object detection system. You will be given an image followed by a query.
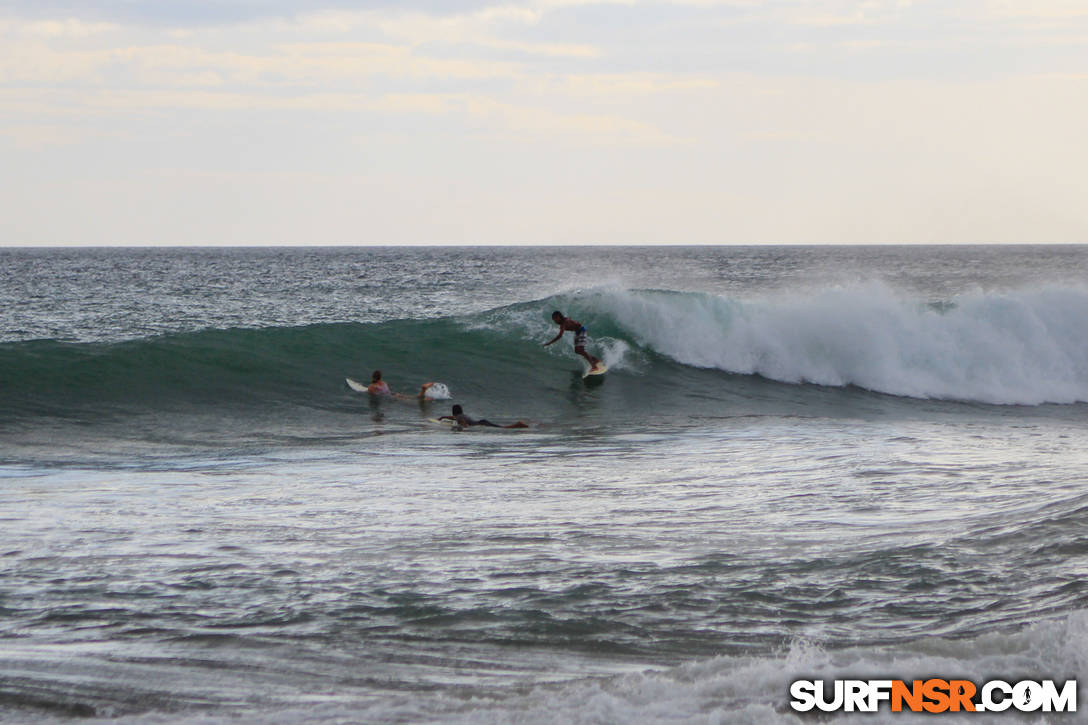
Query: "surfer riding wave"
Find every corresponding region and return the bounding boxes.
[543,311,602,371]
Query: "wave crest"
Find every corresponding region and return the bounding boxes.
[567,283,1088,405]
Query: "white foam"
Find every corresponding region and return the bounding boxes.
[595,337,635,372]
[583,283,1088,405]
[378,610,1088,724]
[424,382,452,400]
[96,610,1088,724]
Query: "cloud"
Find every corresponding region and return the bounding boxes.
[1,16,118,37]
[0,37,525,88]
[0,123,81,149]
[379,92,685,144]
[0,1,500,28]
[0,83,680,146]
[3,0,1088,244]
[362,7,601,57]
[981,0,1088,20]
[540,72,718,96]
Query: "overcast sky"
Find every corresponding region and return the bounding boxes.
[2,0,1087,245]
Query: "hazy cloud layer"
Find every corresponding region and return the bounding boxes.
[2,0,1087,244]
[0,1,500,26]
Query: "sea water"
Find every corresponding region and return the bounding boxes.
[1,245,1087,723]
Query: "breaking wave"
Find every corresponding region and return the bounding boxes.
[2,283,1086,423]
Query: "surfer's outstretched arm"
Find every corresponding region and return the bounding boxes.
[542,330,563,347]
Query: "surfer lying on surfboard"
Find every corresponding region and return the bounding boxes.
[439,405,528,429]
[543,311,602,372]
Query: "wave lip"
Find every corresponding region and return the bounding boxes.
[575,283,1088,405]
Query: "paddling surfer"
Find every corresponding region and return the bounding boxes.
[439,405,528,429]
[543,311,602,371]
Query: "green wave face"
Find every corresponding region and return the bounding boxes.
[3,284,1087,431]
[0,300,770,437]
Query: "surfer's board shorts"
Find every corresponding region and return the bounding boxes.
[574,327,588,351]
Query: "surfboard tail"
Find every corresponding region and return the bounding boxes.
[583,363,608,378]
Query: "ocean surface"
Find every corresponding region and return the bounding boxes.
[2,245,1087,723]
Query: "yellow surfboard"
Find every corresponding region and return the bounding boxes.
[582,363,608,378]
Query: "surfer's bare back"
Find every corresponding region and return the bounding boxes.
[543,311,602,370]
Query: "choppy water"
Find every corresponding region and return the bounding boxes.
[2,245,1087,723]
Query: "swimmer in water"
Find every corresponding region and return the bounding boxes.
[365,370,390,395]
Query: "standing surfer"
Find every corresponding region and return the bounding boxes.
[543,311,602,371]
